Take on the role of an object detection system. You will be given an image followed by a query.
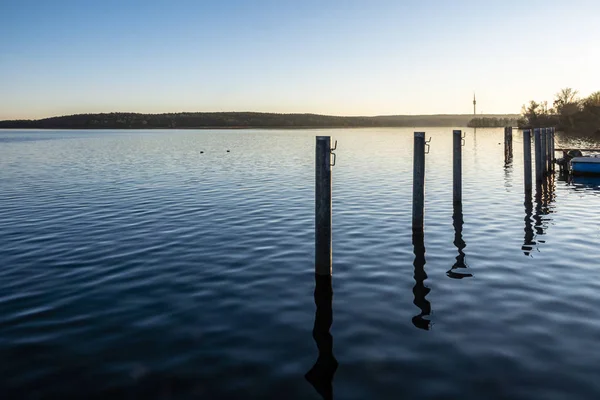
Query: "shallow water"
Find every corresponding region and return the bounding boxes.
[1,128,600,399]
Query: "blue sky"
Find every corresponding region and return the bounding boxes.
[1,0,599,119]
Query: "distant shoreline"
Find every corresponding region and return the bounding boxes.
[0,111,519,130]
[0,126,515,131]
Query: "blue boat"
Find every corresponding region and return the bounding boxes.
[570,154,600,175]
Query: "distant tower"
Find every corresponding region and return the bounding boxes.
[473,93,477,115]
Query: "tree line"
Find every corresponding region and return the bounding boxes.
[518,88,600,135]
[0,112,517,130]
[467,117,518,128]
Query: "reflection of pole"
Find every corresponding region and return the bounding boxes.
[447,203,473,279]
[533,184,544,236]
[305,274,337,400]
[522,194,535,256]
[315,136,332,276]
[453,130,462,204]
[412,133,426,231]
[412,231,431,330]
[523,129,532,195]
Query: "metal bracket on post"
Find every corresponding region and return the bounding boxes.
[461,132,466,147]
[330,140,337,166]
[425,137,432,154]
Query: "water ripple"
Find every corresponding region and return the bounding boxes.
[1,128,600,398]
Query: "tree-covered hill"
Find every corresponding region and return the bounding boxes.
[0,112,519,129]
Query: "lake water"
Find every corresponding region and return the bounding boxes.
[1,128,600,399]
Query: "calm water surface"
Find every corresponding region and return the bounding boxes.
[1,128,600,399]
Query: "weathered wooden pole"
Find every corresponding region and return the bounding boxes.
[534,128,543,184]
[550,127,556,172]
[548,127,554,172]
[453,130,462,204]
[504,127,509,161]
[412,132,426,231]
[546,128,552,174]
[315,136,332,276]
[504,127,513,162]
[510,126,514,155]
[548,127,552,172]
[540,128,547,176]
[523,129,532,194]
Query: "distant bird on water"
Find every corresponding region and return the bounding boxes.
[227,150,230,152]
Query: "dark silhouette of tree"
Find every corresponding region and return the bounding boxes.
[518,88,600,136]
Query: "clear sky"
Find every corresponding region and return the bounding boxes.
[1,0,599,119]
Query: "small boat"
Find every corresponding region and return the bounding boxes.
[570,154,600,175]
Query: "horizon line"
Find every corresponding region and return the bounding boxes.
[1,110,520,122]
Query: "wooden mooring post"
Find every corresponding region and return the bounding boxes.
[523,129,532,194]
[315,136,332,276]
[540,128,547,176]
[453,130,462,204]
[504,127,513,162]
[546,128,552,173]
[412,132,426,231]
[549,127,556,172]
[534,128,543,184]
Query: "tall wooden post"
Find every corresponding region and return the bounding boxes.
[523,129,532,194]
[540,128,547,176]
[534,128,543,184]
[504,126,513,162]
[543,128,547,173]
[550,127,556,172]
[453,130,462,204]
[315,136,332,276]
[412,132,426,231]
[546,128,554,174]
[504,127,508,161]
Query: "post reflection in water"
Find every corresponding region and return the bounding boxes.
[533,183,545,238]
[546,174,557,205]
[412,231,432,330]
[504,152,513,190]
[532,175,557,249]
[305,274,338,400]
[522,193,535,256]
[447,203,473,279]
